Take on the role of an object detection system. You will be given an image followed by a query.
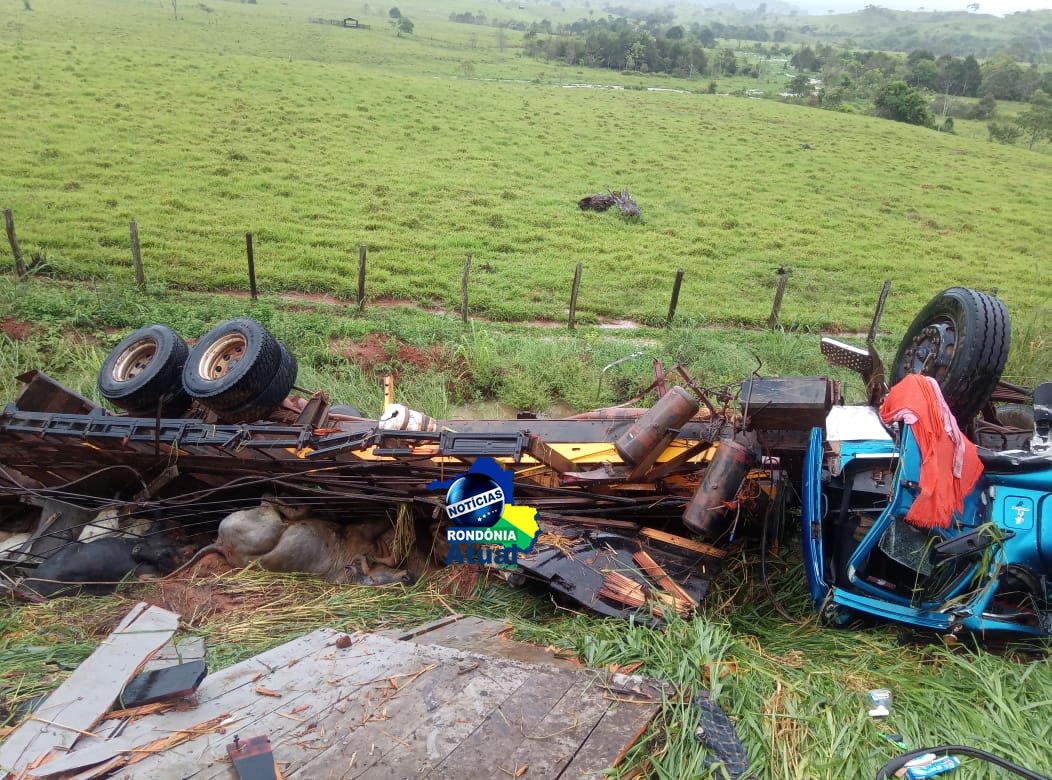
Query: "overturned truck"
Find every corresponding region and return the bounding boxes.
[0,289,1049,638]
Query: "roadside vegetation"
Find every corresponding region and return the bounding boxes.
[0,0,1050,777]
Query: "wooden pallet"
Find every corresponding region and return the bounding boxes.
[27,617,663,779]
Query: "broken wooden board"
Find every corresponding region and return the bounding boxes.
[142,636,206,672]
[32,621,663,779]
[397,615,581,670]
[0,602,179,778]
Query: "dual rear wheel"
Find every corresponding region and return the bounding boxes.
[97,318,297,423]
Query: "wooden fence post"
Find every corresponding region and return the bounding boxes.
[867,279,892,345]
[245,232,257,301]
[461,253,471,323]
[666,268,684,325]
[568,262,583,330]
[357,244,367,311]
[3,209,26,277]
[129,221,144,288]
[767,269,788,329]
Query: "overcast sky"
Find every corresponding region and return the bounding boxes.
[803,0,1049,13]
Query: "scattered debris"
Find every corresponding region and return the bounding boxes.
[577,188,641,218]
[1,286,1049,642]
[693,691,750,780]
[228,735,280,780]
[6,618,667,778]
[119,660,208,709]
[867,688,893,719]
[0,603,179,777]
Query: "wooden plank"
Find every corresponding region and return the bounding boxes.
[555,696,659,779]
[632,551,697,607]
[142,636,206,672]
[138,634,432,779]
[58,630,386,778]
[28,629,667,780]
[639,527,727,559]
[40,630,347,776]
[497,674,615,778]
[289,641,539,779]
[426,666,579,779]
[275,644,491,777]
[0,603,178,777]
[402,616,506,648]
[642,440,713,482]
[397,615,579,670]
[383,614,463,641]
[345,657,535,779]
[526,434,577,475]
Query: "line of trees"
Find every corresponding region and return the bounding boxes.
[524,28,712,76]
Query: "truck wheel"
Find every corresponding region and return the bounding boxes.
[98,325,191,416]
[215,344,298,423]
[890,287,1010,425]
[182,318,284,410]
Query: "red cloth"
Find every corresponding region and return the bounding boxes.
[879,374,984,529]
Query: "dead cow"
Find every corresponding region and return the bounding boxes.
[172,500,412,585]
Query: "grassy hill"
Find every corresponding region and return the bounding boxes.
[771,7,1052,59]
[1,0,1049,335]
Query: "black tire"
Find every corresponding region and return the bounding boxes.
[98,325,191,416]
[182,318,283,410]
[891,287,1010,425]
[330,404,366,418]
[217,344,298,423]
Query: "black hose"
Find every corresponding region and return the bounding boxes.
[875,746,1051,780]
[761,475,796,622]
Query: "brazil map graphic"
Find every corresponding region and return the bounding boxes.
[427,457,540,566]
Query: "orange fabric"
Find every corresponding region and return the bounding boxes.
[879,374,984,529]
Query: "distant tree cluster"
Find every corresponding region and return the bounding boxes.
[989,90,1052,148]
[524,27,710,76]
[388,7,414,35]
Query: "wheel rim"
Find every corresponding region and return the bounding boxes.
[111,338,157,383]
[901,315,957,382]
[198,333,247,381]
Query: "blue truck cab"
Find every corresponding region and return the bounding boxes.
[801,392,1052,638]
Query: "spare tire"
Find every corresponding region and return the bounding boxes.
[98,325,191,417]
[891,287,1010,425]
[182,318,286,411]
[216,344,298,423]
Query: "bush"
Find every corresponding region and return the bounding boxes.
[706,81,717,94]
[988,121,1021,144]
[970,93,997,120]
[940,116,955,133]
[874,80,932,127]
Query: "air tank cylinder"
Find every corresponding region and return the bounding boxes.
[614,386,699,465]
[682,436,754,539]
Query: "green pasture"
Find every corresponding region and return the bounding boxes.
[1,0,1049,333]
